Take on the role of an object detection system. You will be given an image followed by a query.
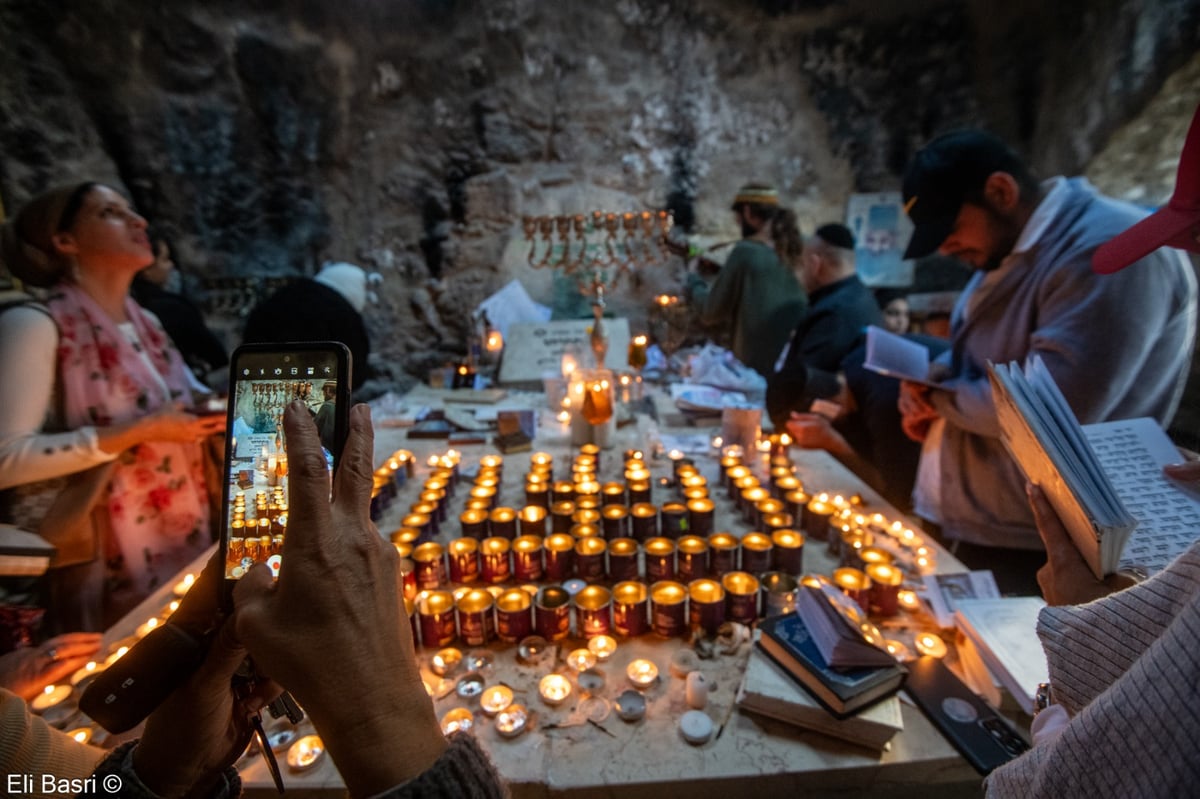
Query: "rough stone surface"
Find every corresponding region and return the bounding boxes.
[0,0,1197,423]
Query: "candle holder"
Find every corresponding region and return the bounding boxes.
[567,369,617,449]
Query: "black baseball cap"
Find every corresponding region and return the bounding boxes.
[901,130,1028,259]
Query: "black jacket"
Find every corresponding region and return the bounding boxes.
[766,274,881,428]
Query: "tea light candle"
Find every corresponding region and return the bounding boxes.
[898,589,921,612]
[915,632,948,659]
[479,684,515,716]
[287,734,326,771]
[626,658,659,689]
[587,634,617,661]
[539,673,572,706]
[680,709,713,744]
[495,703,529,738]
[615,689,646,721]
[884,639,914,662]
[31,684,72,713]
[567,648,598,672]
[686,498,715,537]
[65,727,93,745]
[431,647,464,677]
[69,661,102,687]
[172,573,196,596]
[439,708,475,736]
[104,646,129,667]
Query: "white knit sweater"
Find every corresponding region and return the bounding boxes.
[986,541,1200,796]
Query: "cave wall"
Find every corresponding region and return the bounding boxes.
[1,0,1198,383]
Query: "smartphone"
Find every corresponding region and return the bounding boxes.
[219,342,351,608]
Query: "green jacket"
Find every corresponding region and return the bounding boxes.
[688,239,807,376]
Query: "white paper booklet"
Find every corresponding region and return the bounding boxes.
[921,570,1001,629]
[862,325,955,390]
[954,597,1049,715]
[989,356,1199,579]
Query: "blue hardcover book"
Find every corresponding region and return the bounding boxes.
[757,612,907,719]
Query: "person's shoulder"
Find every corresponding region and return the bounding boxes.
[0,296,56,336]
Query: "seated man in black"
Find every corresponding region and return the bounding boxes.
[766,223,881,429]
[787,333,950,511]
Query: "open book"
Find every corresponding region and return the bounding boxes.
[954,597,1048,715]
[989,356,1200,579]
[795,583,897,669]
[862,325,951,390]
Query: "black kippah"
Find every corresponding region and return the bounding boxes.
[815,223,855,250]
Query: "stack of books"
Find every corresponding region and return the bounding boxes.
[740,583,907,746]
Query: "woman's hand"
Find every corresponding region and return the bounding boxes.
[131,554,277,799]
[0,633,102,701]
[99,404,225,455]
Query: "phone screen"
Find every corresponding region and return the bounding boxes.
[220,343,350,590]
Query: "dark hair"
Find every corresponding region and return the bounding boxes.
[767,207,804,267]
[56,182,100,233]
[815,223,855,251]
[873,287,908,309]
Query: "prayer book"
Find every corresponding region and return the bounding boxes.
[794,583,897,669]
[756,610,906,719]
[953,596,1048,716]
[989,356,1200,579]
[862,325,949,390]
[736,644,903,751]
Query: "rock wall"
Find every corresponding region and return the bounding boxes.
[1,0,1198,387]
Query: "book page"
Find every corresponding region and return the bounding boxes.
[863,326,946,389]
[1084,418,1200,575]
[954,597,1048,714]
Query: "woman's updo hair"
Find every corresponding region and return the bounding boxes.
[0,182,98,288]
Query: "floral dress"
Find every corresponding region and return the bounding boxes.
[46,284,210,599]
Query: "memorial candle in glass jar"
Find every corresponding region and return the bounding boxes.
[722,571,760,624]
[630,503,658,541]
[606,537,640,582]
[517,505,548,537]
[688,578,726,635]
[612,580,649,637]
[676,535,710,583]
[412,542,446,590]
[601,505,629,540]
[739,532,773,575]
[495,587,533,642]
[708,533,740,577]
[574,584,613,637]
[650,580,687,638]
[480,537,512,584]
[534,586,571,641]
[543,533,575,583]
[417,590,457,649]
[456,589,495,646]
[447,538,480,584]
[574,536,607,581]
[512,535,545,582]
[644,537,676,583]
